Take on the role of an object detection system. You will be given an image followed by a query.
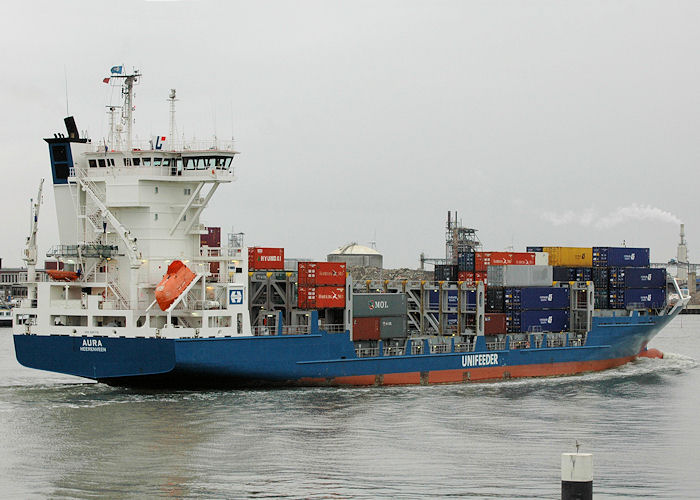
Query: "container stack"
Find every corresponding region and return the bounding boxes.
[527,246,593,285]
[297,262,346,309]
[591,247,665,309]
[503,286,570,333]
[452,251,536,286]
[352,293,407,340]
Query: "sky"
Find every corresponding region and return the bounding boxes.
[1,1,699,269]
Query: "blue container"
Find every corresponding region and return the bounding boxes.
[458,251,475,272]
[593,247,650,267]
[466,290,476,308]
[520,310,569,333]
[624,288,666,308]
[505,311,521,333]
[574,268,592,281]
[504,287,522,309]
[624,268,666,288]
[608,267,625,287]
[526,246,543,253]
[520,287,569,310]
[608,287,625,309]
[447,313,458,326]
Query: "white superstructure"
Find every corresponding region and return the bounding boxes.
[13,69,252,339]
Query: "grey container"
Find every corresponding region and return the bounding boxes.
[379,316,407,339]
[487,265,553,287]
[353,293,408,318]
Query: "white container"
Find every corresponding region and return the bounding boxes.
[487,265,553,287]
[534,252,549,266]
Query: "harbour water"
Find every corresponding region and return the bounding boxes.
[1,317,699,499]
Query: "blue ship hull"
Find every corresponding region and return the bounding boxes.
[13,311,674,388]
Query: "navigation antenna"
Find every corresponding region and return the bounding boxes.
[107,69,141,151]
[168,88,178,151]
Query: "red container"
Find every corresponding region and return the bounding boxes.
[248,247,285,270]
[201,226,221,247]
[353,317,380,341]
[210,262,220,275]
[510,252,535,265]
[298,285,346,309]
[484,313,506,334]
[474,271,488,286]
[458,271,474,284]
[475,251,512,271]
[298,262,347,286]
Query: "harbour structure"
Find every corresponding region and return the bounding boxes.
[11,69,690,387]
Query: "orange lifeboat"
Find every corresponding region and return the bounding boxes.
[46,270,80,281]
[155,260,196,311]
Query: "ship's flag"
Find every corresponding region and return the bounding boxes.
[110,65,123,74]
[102,77,110,84]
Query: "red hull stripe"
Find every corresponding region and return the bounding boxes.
[300,356,637,386]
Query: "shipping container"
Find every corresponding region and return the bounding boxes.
[475,251,512,271]
[484,313,507,334]
[298,262,346,286]
[446,313,458,326]
[201,226,221,248]
[428,289,440,309]
[298,285,346,309]
[434,264,458,282]
[624,268,666,288]
[457,251,475,272]
[542,247,592,267]
[593,247,650,268]
[353,317,380,341]
[447,290,458,309]
[553,267,592,282]
[505,287,569,310]
[594,290,609,309]
[526,246,544,253]
[248,247,285,270]
[458,271,474,284]
[486,287,505,312]
[520,309,569,333]
[474,271,488,286]
[353,293,407,317]
[380,316,407,339]
[609,288,666,309]
[625,288,665,308]
[511,252,536,265]
[488,265,553,287]
[592,267,609,289]
[534,252,549,265]
[505,311,521,333]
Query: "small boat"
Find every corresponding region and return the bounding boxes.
[155,261,196,311]
[46,270,79,281]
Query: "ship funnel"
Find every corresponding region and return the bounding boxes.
[64,116,79,139]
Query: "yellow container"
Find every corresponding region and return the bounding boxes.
[542,247,593,267]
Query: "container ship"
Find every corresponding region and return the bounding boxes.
[12,69,690,387]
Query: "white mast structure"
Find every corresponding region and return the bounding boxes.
[168,88,177,151]
[23,179,44,304]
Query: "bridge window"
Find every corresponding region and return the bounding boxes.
[133,157,141,166]
[98,159,106,167]
[153,158,162,167]
[142,158,151,167]
[184,188,191,195]
[162,158,171,167]
[89,159,97,168]
[124,158,132,166]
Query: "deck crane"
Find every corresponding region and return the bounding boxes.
[23,179,44,304]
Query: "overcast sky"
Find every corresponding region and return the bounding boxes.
[1,1,698,268]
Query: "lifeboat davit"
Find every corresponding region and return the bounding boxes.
[155,260,196,311]
[46,270,80,281]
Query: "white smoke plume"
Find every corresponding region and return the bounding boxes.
[541,204,681,229]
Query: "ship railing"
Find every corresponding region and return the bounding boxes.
[430,344,450,354]
[252,326,274,336]
[546,335,566,348]
[411,343,424,355]
[486,341,506,351]
[383,346,405,356]
[320,323,346,333]
[454,342,472,352]
[92,139,238,152]
[17,273,49,283]
[568,336,585,347]
[281,325,310,335]
[355,347,380,358]
[510,340,530,350]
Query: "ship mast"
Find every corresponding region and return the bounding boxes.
[23,179,44,303]
[168,88,177,151]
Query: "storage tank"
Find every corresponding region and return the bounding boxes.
[327,242,383,268]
